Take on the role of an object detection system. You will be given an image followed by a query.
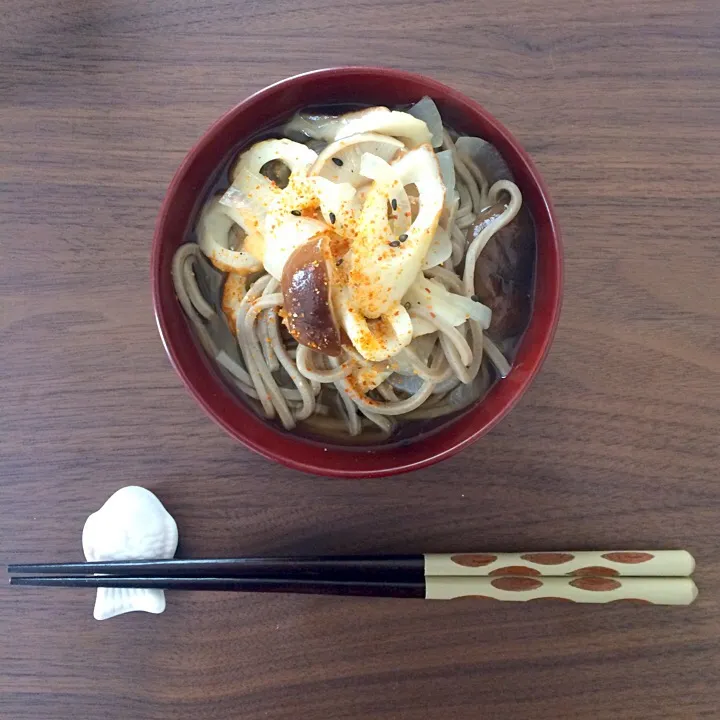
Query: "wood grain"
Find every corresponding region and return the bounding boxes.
[1,0,720,718]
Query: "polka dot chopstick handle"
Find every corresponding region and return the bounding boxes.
[424,551,695,577]
[425,576,698,605]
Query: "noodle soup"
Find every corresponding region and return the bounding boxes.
[171,99,535,446]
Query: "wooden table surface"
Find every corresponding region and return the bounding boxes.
[2,1,720,718]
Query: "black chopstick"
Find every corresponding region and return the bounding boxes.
[9,574,698,604]
[9,575,425,598]
[8,553,699,605]
[8,556,425,581]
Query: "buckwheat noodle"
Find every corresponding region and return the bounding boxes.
[171,108,527,441]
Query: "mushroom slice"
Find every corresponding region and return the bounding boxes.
[348,144,445,320]
[281,235,342,357]
[309,133,404,188]
[198,197,263,274]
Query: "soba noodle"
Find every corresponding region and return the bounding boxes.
[171,98,531,442]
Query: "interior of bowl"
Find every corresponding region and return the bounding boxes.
[152,67,562,477]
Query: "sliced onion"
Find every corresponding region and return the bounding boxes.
[408,96,444,148]
[349,145,444,319]
[284,108,390,142]
[263,216,328,280]
[358,152,411,236]
[334,108,432,147]
[421,149,456,270]
[395,334,437,374]
[422,226,453,269]
[307,175,361,237]
[455,136,514,186]
[385,304,414,348]
[410,315,437,337]
[483,335,512,378]
[451,294,492,329]
[387,373,423,395]
[403,274,492,329]
[284,112,336,141]
[425,265,464,294]
[435,150,456,205]
[309,132,404,188]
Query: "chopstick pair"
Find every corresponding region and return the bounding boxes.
[8,551,698,605]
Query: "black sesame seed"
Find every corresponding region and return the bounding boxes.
[391,198,398,211]
[336,258,343,266]
[332,157,344,166]
[404,302,411,310]
[398,233,408,242]
[291,210,301,216]
[389,240,401,247]
[329,212,336,224]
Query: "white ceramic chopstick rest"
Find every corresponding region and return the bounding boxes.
[82,486,179,620]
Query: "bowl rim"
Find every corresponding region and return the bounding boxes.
[151,65,563,478]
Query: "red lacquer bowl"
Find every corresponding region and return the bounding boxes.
[152,67,562,478]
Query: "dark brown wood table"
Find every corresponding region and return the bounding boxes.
[2,1,719,718]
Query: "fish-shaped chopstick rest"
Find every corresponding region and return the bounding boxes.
[82,486,178,620]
